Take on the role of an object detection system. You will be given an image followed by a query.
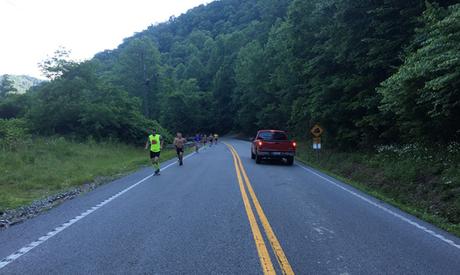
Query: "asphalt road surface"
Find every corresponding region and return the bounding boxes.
[1,139,459,274]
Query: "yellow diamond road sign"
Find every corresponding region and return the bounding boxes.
[310,124,324,137]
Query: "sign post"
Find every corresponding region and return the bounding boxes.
[310,124,324,162]
[313,137,321,149]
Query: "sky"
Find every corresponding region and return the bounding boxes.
[0,0,212,79]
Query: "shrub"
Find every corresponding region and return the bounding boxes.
[0,118,30,150]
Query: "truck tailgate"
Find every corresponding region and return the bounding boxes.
[259,140,294,151]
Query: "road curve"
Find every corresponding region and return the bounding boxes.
[0,139,459,274]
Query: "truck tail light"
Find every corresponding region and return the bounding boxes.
[292,141,297,148]
[258,140,263,146]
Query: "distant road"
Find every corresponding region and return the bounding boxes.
[1,139,459,274]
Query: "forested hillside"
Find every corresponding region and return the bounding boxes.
[93,0,459,148]
[2,0,458,148]
[0,75,42,95]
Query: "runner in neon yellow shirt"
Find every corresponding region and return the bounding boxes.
[145,128,164,176]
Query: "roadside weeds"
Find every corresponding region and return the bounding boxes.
[0,139,192,229]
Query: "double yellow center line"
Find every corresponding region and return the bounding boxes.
[226,143,294,275]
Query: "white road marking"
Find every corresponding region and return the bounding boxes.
[297,164,460,250]
[0,152,197,270]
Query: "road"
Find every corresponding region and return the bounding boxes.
[0,139,459,274]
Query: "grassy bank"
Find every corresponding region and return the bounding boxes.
[0,138,177,211]
[296,141,460,237]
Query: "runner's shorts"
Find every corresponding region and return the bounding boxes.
[150,151,161,159]
[176,147,184,155]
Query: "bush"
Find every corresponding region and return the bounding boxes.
[0,94,30,119]
[0,118,30,150]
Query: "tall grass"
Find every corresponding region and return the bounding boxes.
[0,137,176,211]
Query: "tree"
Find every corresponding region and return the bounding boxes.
[160,79,210,134]
[20,0,460,149]
[38,47,77,80]
[0,94,30,119]
[29,60,157,143]
[379,3,460,143]
[234,41,268,133]
[112,37,161,118]
[0,75,18,97]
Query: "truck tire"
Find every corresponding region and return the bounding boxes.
[251,150,255,159]
[286,156,294,166]
[255,154,262,164]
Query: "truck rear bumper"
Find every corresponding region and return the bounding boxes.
[258,151,295,158]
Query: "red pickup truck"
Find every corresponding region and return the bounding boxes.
[251,130,296,165]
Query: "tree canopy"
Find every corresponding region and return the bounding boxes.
[1,0,459,148]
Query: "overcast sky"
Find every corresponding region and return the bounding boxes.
[0,0,212,79]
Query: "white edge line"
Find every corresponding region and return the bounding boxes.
[0,151,198,270]
[296,163,460,250]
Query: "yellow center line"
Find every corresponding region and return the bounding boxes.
[227,143,276,275]
[227,144,295,275]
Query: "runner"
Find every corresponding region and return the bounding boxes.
[194,133,201,153]
[208,134,214,147]
[145,128,164,176]
[173,132,187,166]
[202,133,207,148]
[214,133,219,144]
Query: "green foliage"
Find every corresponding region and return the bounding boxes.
[0,75,18,97]
[0,74,42,95]
[0,137,179,211]
[5,0,460,148]
[149,120,173,144]
[111,37,162,118]
[92,0,292,135]
[0,94,30,119]
[0,118,30,150]
[28,61,163,144]
[269,0,429,147]
[38,47,77,80]
[379,3,460,143]
[234,41,267,133]
[160,78,212,134]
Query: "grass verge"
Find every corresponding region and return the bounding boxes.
[295,141,460,237]
[0,137,181,211]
